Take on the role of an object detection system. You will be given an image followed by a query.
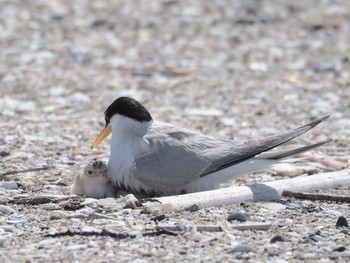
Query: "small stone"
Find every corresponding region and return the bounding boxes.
[185,108,223,117]
[320,158,348,170]
[38,239,57,248]
[68,92,91,103]
[270,235,285,243]
[41,204,60,210]
[0,182,18,190]
[81,198,98,206]
[124,194,139,209]
[50,214,62,220]
[230,244,257,253]
[340,229,349,235]
[327,210,343,217]
[3,152,29,163]
[227,212,251,222]
[0,205,16,215]
[333,246,346,252]
[151,214,166,222]
[97,198,116,207]
[143,203,173,214]
[261,203,286,211]
[187,204,199,212]
[0,151,10,157]
[336,216,349,228]
[65,244,87,251]
[49,86,66,96]
[17,101,36,112]
[271,163,304,177]
[184,226,202,242]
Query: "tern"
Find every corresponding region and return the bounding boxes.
[92,97,329,196]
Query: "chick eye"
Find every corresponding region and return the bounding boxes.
[88,171,92,175]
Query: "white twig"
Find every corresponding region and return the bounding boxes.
[142,170,350,211]
[155,222,271,232]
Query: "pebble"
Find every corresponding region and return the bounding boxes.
[81,198,98,206]
[261,203,286,211]
[0,182,18,190]
[333,119,350,128]
[75,206,94,216]
[185,108,223,117]
[227,212,251,222]
[68,92,91,103]
[65,244,88,251]
[0,205,16,215]
[336,216,349,228]
[38,239,58,248]
[277,218,294,227]
[151,214,166,222]
[271,163,304,177]
[3,152,29,163]
[230,244,257,254]
[143,203,173,214]
[17,101,36,112]
[326,210,344,217]
[332,246,346,252]
[187,204,199,212]
[184,226,202,242]
[97,198,117,207]
[123,194,138,209]
[40,204,60,210]
[270,235,286,243]
[50,214,63,220]
[49,86,66,96]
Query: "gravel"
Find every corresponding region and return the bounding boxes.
[1,0,350,262]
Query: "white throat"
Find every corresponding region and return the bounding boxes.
[107,114,152,191]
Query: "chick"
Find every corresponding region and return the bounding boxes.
[71,160,115,199]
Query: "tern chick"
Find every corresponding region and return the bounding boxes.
[71,159,116,198]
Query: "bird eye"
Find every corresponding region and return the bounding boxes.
[88,171,92,175]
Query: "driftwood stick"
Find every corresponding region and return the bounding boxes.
[143,170,350,211]
[8,194,72,205]
[155,222,271,232]
[0,166,54,177]
[44,228,177,240]
[302,252,350,260]
[282,191,350,203]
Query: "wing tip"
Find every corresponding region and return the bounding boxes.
[308,114,330,127]
[296,114,330,134]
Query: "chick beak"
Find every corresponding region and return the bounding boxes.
[91,124,112,149]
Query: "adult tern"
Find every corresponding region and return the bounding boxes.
[92,97,329,196]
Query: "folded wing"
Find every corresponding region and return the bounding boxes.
[133,116,329,192]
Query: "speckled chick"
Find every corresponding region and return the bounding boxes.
[71,160,116,198]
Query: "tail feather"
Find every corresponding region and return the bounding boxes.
[200,115,330,177]
[256,140,331,160]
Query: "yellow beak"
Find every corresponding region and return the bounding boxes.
[91,124,112,149]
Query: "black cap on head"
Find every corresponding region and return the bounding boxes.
[104,97,152,126]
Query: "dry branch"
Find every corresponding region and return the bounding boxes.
[143,170,350,211]
[155,222,271,232]
[0,166,54,177]
[44,228,177,240]
[8,195,72,205]
[282,190,350,203]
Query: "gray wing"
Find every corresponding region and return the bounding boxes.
[133,116,329,191]
[133,123,231,191]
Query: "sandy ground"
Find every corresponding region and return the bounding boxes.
[1,0,350,262]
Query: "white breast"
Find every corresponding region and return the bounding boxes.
[107,115,152,192]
